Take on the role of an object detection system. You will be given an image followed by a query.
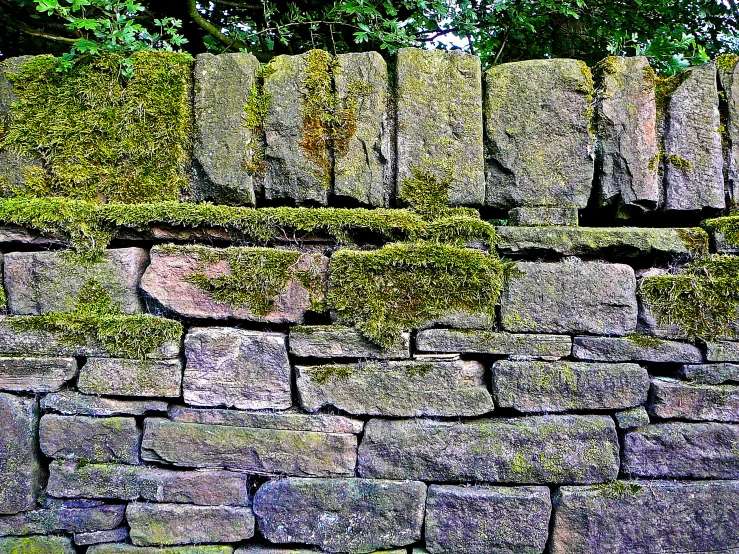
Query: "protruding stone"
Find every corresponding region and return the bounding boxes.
[78,358,181,398]
[254,478,426,553]
[550,480,739,553]
[75,527,129,546]
[396,48,485,206]
[127,503,254,546]
[500,262,637,335]
[42,391,168,416]
[358,415,619,484]
[296,360,494,417]
[89,546,233,554]
[0,357,77,392]
[623,422,739,478]
[508,205,579,226]
[416,329,571,358]
[573,336,702,362]
[0,503,125,536]
[614,406,649,430]
[0,536,75,553]
[706,341,739,361]
[719,55,739,204]
[664,63,724,210]
[0,393,40,514]
[289,326,409,359]
[425,485,551,554]
[485,59,594,208]
[39,415,140,464]
[679,362,739,384]
[193,53,260,205]
[649,377,739,422]
[184,327,291,410]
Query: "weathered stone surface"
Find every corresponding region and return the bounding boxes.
[679,362,739,384]
[664,62,724,210]
[235,548,404,554]
[500,262,637,335]
[334,52,391,206]
[550,480,739,554]
[296,360,493,417]
[425,485,551,554]
[254,478,426,553]
[416,329,571,358]
[141,418,356,477]
[89,546,233,554]
[614,406,649,430]
[42,391,168,416]
[359,415,619,484]
[573,336,702,362]
[0,536,75,553]
[623,422,739,478]
[396,48,485,206]
[706,341,739,361]
[75,527,129,546]
[193,53,260,205]
[141,246,327,323]
[649,377,739,422]
[0,503,125,536]
[127,503,254,546]
[168,406,363,434]
[184,327,291,410]
[39,415,140,464]
[596,56,659,211]
[4,248,147,315]
[485,59,594,208]
[289,325,409,359]
[508,205,578,226]
[78,358,182,397]
[493,360,648,413]
[0,393,40,514]
[720,56,739,204]
[0,357,77,392]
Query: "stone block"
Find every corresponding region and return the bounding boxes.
[0,536,75,553]
[719,55,739,204]
[289,325,409,359]
[573,336,702,362]
[416,329,571,358]
[614,406,649,430]
[75,527,129,546]
[706,341,739,361]
[39,415,140,464]
[507,205,578,226]
[679,362,739,384]
[89,546,233,554]
[0,503,125,536]
[42,391,168,416]
[0,393,40,514]
[78,358,182,397]
[0,357,77,392]
[235,548,404,554]
[649,377,739,422]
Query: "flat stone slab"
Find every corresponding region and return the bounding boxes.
[79,358,182,398]
[0,392,40,514]
[649,377,739,422]
[492,361,649,413]
[0,356,77,392]
[573,336,702,362]
[75,526,129,546]
[127,503,254,546]
[289,326,410,359]
[416,329,572,358]
[508,206,578,226]
[296,360,494,417]
[0,503,125,536]
[500,262,637,335]
[236,548,404,554]
[141,418,356,477]
[623,422,739,478]
[614,406,649,430]
[39,415,140,464]
[184,327,291,410]
[42,391,168,416]
[0,536,75,553]
[254,478,426,553]
[706,341,739,361]
[425,485,551,554]
[358,415,619,484]
[679,362,739,384]
[89,545,233,554]
[550,480,739,553]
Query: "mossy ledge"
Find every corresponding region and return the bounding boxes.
[703,215,739,246]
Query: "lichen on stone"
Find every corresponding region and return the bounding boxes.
[592,480,643,499]
[716,54,739,72]
[625,333,663,349]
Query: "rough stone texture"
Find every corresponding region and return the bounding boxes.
[664,62,725,210]
[254,478,426,553]
[193,53,260,205]
[720,56,739,204]
[89,546,233,554]
[0,503,125,536]
[127,503,254,546]
[184,327,291,410]
[141,418,356,477]
[0,357,77,392]
[296,360,493,417]
[39,415,140,465]
[500,262,637,335]
[614,406,649,430]
[42,392,167,416]
[0,393,40,514]
[508,206,578,226]
[706,341,739,362]
[396,48,485,206]
[4,248,148,315]
[75,527,129,546]
[289,326,409,359]
[359,415,619,484]
[141,246,327,323]
[236,548,404,554]
[596,56,659,211]
[0,536,75,553]
[416,329,572,358]
[550,480,739,554]
[573,336,702,362]
[679,362,739,384]
[649,377,739,422]
[485,59,594,208]
[168,406,363,434]
[78,358,182,398]
[424,485,551,554]
[623,422,739,478]
[492,360,649,413]
[334,52,392,206]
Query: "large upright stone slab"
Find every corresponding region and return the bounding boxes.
[649,377,739,422]
[485,58,594,208]
[719,55,739,204]
[396,48,485,206]
[0,357,77,392]
[193,53,260,205]
[664,62,724,210]
[550,480,739,553]
[0,393,40,514]
[39,415,141,464]
[254,478,426,553]
[4,248,148,315]
[500,262,637,335]
[359,415,619,484]
[79,358,182,397]
[416,329,572,358]
[184,328,291,410]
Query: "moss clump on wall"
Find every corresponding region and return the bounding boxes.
[593,481,643,499]
[716,54,739,72]
[625,333,663,349]
[654,71,688,121]
[243,63,276,178]
[0,51,192,203]
[703,215,739,246]
[327,242,512,348]
[399,170,453,219]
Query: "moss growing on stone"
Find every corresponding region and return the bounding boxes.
[654,71,688,121]
[664,153,693,171]
[703,215,739,246]
[307,364,354,385]
[626,333,663,349]
[717,54,739,72]
[399,170,453,219]
[593,481,643,499]
[676,228,709,256]
[243,63,276,178]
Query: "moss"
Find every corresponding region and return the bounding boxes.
[626,333,663,349]
[399,170,453,219]
[0,51,192,203]
[593,481,643,499]
[717,54,739,72]
[0,536,72,554]
[703,215,739,246]
[664,153,693,171]
[654,72,688,121]
[243,63,276,178]
[405,362,433,377]
[307,364,354,385]
[676,228,709,256]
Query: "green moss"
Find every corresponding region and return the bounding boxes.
[654,72,688,121]
[625,333,663,349]
[676,228,709,256]
[307,364,354,385]
[593,481,643,499]
[0,51,192,203]
[399,170,453,219]
[405,362,433,377]
[717,54,739,72]
[665,153,693,170]
[243,63,276,178]
[703,215,739,246]
[0,536,72,554]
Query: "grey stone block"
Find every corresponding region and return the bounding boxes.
[416,329,571,358]
[41,391,168,416]
[0,357,77,392]
[0,392,40,514]
[507,206,578,226]
[573,336,702,362]
[649,377,739,422]
[289,325,409,359]
[79,358,182,397]
[39,415,140,464]
[0,503,125,536]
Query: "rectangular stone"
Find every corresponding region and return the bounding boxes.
[679,362,739,384]
[79,358,182,397]
[42,391,168,416]
[0,536,75,553]
[0,356,77,392]
[289,325,410,359]
[90,546,233,554]
[573,336,702,362]
[649,377,739,422]
[141,418,356,477]
[358,415,619,484]
[508,205,578,226]
[296,360,494,417]
[706,341,739,361]
[40,415,141,464]
[614,406,650,430]
[75,527,129,546]
[236,548,405,554]
[416,329,572,358]
[492,361,649,413]
[0,392,40,514]
[0,503,125,536]
[719,56,739,205]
